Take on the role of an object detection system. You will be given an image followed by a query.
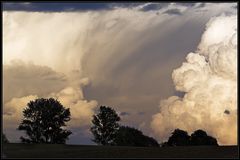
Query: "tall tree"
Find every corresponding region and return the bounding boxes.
[18,98,72,144]
[90,106,120,145]
[114,126,159,147]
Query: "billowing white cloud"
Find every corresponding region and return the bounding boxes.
[151,15,237,145]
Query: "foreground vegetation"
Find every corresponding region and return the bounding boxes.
[13,98,218,147]
[2,143,238,158]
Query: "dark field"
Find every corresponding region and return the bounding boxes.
[2,143,238,158]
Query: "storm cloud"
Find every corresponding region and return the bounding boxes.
[3,3,236,144]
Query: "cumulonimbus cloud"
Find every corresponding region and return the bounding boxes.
[2,9,179,139]
[3,3,236,143]
[151,14,237,145]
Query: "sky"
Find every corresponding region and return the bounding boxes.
[2,2,237,145]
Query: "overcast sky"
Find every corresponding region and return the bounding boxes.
[3,2,237,145]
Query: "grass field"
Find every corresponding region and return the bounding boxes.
[2,143,238,158]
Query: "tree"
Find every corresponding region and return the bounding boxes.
[190,129,218,146]
[2,133,9,143]
[114,126,159,147]
[167,129,190,146]
[90,106,120,145]
[17,98,72,144]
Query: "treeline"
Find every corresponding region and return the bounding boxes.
[3,98,218,147]
[161,129,218,146]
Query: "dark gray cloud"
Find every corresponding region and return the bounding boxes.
[164,8,182,15]
[3,2,234,14]
[2,2,199,12]
[178,3,196,7]
[2,2,145,12]
[2,2,112,12]
[110,3,143,9]
[140,3,169,11]
[224,110,230,115]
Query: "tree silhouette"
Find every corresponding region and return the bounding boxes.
[167,129,190,146]
[114,126,159,147]
[190,129,218,146]
[163,129,218,147]
[3,133,9,143]
[18,98,72,144]
[90,106,120,145]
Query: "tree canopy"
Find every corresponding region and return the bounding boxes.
[167,129,190,146]
[114,126,159,147]
[190,129,218,146]
[18,98,72,144]
[90,106,120,145]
